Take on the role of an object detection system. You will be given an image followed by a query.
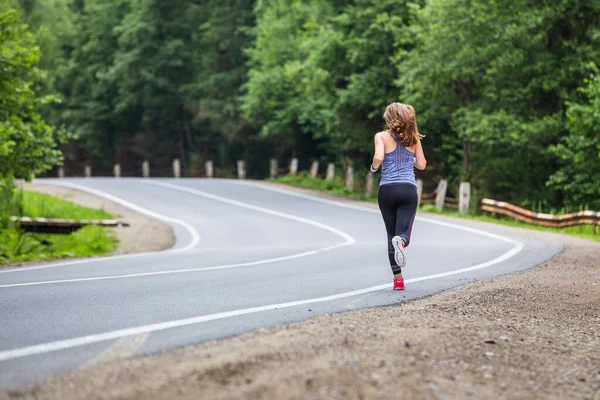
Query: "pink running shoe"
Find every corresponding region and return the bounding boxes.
[393,277,405,290]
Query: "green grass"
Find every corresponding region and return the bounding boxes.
[270,174,600,242]
[12,189,113,220]
[1,190,118,265]
[269,173,378,202]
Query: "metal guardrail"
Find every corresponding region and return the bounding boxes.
[480,199,600,233]
[10,217,129,234]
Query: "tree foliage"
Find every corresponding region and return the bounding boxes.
[243,0,416,166]
[0,1,65,224]
[9,0,600,212]
[397,0,600,206]
[549,64,600,210]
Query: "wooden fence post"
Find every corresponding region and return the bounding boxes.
[365,171,374,196]
[416,179,423,207]
[326,163,335,181]
[113,164,121,178]
[84,165,91,178]
[173,159,181,178]
[237,160,246,179]
[289,158,298,176]
[58,167,65,179]
[205,160,214,178]
[345,167,354,190]
[459,182,471,215]
[435,179,448,211]
[270,159,278,179]
[142,161,150,178]
[310,161,319,179]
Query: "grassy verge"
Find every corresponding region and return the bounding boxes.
[13,189,114,220]
[0,190,118,265]
[269,174,600,242]
[271,173,377,202]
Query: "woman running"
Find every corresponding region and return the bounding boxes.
[369,102,427,290]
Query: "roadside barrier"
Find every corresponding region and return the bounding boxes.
[481,198,600,233]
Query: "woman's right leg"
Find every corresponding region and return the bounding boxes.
[394,184,419,248]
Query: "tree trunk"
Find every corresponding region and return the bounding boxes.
[463,135,472,181]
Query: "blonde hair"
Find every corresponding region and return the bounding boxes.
[383,102,424,147]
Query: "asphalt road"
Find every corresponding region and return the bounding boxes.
[0,178,563,390]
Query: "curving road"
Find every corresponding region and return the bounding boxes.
[0,178,563,390]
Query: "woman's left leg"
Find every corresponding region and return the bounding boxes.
[391,184,419,269]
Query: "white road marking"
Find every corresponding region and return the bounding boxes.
[0,180,355,288]
[232,180,523,245]
[0,245,347,288]
[81,333,149,367]
[139,180,355,245]
[0,181,201,275]
[0,239,524,363]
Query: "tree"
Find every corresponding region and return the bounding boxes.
[57,0,131,172]
[397,0,600,207]
[0,1,65,224]
[549,64,600,210]
[183,0,258,173]
[13,0,76,93]
[242,0,339,163]
[242,0,416,168]
[330,0,419,165]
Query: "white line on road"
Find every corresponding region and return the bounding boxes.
[232,180,522,245]
[139,180,355,245]
[0,239,524,363]
[0,181,202,275]
[0,180,355,287]
[0,246,347,288]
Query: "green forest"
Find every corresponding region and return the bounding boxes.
[2,0,600,217]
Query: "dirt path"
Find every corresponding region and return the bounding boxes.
[16,182,175,257]
[3,185,599,400]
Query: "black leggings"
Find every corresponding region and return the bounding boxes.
[377,183,418,275]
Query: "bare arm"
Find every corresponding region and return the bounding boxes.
[414,138,427,170]
[370,134,385,172]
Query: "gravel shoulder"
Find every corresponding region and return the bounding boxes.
[3,184,599,400]
[14,182,175,257]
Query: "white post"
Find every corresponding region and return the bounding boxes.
[58,167,65,179]
[205,160,214,178]
[365,171,374,196]
[310,161,319,179]
[289,158,298,176]
[173,159,181,178]
[345,167,354,190]
[416,179,423,207]
[142,161,150,178]
[270,159,278,179]
[84,165,91,178]
[326,163,335,181]
[459,181,471,215]
[113,164,121,178]
[435,179,448,211]
[237,160,246,179]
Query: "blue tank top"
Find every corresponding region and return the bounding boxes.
[379,133,416,187]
